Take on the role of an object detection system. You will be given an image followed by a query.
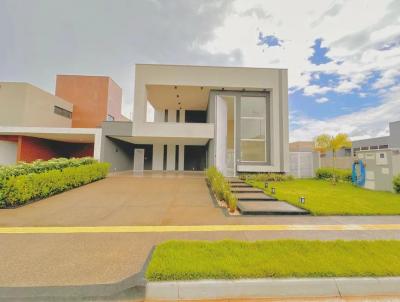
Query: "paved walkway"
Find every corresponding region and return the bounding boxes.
[1,172,400,291]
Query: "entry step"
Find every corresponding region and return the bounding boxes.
[238,201,308,215]
[230,183,252,188]
[230,187,264,193]
[235,192,277,201]
[226,178,244,184]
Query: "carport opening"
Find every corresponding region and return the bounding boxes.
[184,145,207,171]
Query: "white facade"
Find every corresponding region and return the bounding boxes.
[103,64,289,175]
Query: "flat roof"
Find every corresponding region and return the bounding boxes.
[135,63,288,71]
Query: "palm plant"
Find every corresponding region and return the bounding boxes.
[314,133,352,183]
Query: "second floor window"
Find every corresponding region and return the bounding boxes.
[54,106,72,119]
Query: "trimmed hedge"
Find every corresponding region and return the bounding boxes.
[0,157,96,185]
[315,168,352,182]
[206,167,237,213]
[393,175,400,193]
[0,161,109,208]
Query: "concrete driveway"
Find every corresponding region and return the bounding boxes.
[0,171,223,227]
[1,172,400,296]
[1,171,400,227]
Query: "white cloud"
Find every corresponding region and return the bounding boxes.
[290,89,400,142]
[315,97,329,103]
[372,68,399,89]
[303,85,331,96]
[203,0,400,95]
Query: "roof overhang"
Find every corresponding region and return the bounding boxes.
[0,126,101,143]
[109,135,209,146]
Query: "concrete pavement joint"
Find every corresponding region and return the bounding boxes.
[1,224,400,234]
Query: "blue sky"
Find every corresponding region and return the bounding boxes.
[1,0,399,141]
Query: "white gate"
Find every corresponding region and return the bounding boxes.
[290,152,316,178]
[133,149,145,172]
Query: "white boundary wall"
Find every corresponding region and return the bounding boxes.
[289,152,319,178]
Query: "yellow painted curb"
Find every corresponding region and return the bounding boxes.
[0,224,400,234]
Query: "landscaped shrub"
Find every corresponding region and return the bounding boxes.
[226,191,237,213]
[0,162,109,208]
[0,157,96,186]
[315,168,352,182]
[206,166,236,212]
[240,173,294,182]
[393,175,400,193]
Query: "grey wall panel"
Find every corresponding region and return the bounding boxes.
[101,136,134,172]
[389,121,400,148]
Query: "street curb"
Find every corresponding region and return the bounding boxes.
[0,247,154,299]
[146,277,400,300]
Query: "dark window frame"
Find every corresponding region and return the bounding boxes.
[54,106,72,119]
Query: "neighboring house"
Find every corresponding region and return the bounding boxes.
[351,121,400,192]
[0,76,124,164]
[352,121,400,154]
[289,141,314,152]
[0,64,289,176]
[100,64,289,175]
[289,141,352,169]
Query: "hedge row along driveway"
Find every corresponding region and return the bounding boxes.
[0,158,109,208]
[249,179,400,215]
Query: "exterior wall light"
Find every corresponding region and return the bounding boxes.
[264,182,268,188]
[271,187,276,194]
[299,196,305,204]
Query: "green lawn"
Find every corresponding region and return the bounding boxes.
[249,179,400,215]
[146,240,400,281]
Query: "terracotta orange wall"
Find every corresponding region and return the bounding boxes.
[107,79,124,121]
[55,75,109,128]
[18,136,57,162]
[15,136,94,163]
[0,135,18,143]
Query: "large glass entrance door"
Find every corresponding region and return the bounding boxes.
[215,95,235,176]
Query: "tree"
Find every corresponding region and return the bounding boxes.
[314,133,352,183]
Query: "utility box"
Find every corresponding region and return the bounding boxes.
[356,149,400,192]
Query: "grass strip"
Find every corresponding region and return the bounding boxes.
[146,240,400,281]
[250,179,400,215]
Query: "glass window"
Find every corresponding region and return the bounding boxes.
[240,96,267,162]
[240,119,265,140]
[240,141,265,162]
[240,97,266,118]
[54,106,72,119]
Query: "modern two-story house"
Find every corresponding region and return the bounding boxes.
[0,64,289,176]
[100,64,289,176]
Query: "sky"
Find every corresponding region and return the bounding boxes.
[1,0,399,142]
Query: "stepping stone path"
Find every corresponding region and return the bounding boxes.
[237,201,308,215]
[230,187,264,193]
[230,182,253,188]
[227,177,308,215]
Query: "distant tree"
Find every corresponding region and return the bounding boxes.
[314,133,352,183]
